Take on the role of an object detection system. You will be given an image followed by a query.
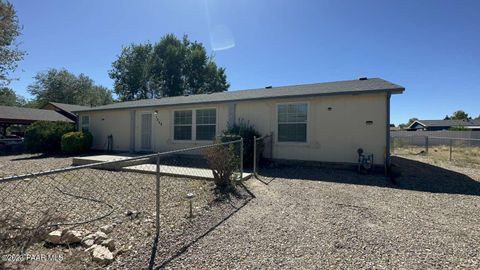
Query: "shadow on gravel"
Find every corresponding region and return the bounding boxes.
[256,156,480,196]
[390,156,480,196]
[152,183,255,269]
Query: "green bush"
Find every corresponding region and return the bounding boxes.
[220,120,263,168]
[61,131,93,154]
[204,141,240,192]
[24,121,75,153]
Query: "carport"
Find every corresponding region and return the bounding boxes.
[0,105,73,136]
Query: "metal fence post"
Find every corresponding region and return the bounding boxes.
[425,136,429,154]
[155,154,160,237]
[449,139,453,161]
[240,137,244,180]
[253,136,257,175]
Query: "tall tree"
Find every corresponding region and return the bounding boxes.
[450,110,470,120]
[0,87,25,106]
[399,117,418,129]
[27,68,114,107]
[109,43,153,101]
[0,0,25,86]
[109,34,229,101]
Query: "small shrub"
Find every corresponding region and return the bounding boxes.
[61,131,93,154]
[204,141,240,192]
[220,120,263,168]
[24,121,75,153]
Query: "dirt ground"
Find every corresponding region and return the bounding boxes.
[392,144,480,168]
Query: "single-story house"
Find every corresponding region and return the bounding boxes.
[73,78,404,167]
[41,102,90,122]
[408,119,480,131]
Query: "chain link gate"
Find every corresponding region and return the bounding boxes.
[253,132,275,184]
[1,140,247,269]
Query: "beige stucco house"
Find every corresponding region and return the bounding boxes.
[73,78,404,167]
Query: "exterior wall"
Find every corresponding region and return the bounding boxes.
[78,92,388,165]
[78,109,131,151]
[132,103,230,153]
[235,93,388,165]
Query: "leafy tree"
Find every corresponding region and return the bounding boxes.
[449,125,467,131]
[0,0,25,87]
[450,110,470,120]
[27,68,113,107]
[109,43,154,101]
[109,34,229,101]
[399,117,418,129]
[0,87,25,106]
[444,115,450,120]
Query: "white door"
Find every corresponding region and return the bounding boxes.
[141,113,152,150]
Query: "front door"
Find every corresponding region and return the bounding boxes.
[141,113,152,150]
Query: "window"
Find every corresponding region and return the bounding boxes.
[173,108,217,141]
[277,103,307,142]
[196,109,216,140]
[81,115,90,132]
[174,110,192,140]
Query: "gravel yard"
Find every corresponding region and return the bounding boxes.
[163,156,480,269]
[2,153,480,269]
[0,154,251,269]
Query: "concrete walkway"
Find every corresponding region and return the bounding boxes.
[73,154,251,180]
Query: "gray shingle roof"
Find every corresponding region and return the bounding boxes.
[413,119,480,128]
[74,78,404,112]
[0,106,74,123]
[48,102,90,114]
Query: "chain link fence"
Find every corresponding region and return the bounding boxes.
[391,135,480,165]
[0,139,248,269]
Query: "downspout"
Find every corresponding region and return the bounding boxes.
[385,93,391,168]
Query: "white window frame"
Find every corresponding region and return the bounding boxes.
[81,115,90,132]
[172,107,218,142]
[195,108,217,141]
[275,102,309,145]
[172,110,194,141]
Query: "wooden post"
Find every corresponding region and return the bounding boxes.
[425,136,429,154]
[449,139,453,161]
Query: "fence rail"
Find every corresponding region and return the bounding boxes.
[391,130,480,140]
[391,135,480,164]
[0,139,244,269]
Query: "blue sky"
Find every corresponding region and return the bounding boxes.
[9,0,480,125]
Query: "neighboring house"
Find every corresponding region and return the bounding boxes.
[42,102,90,122]
[0,105,73,136]
[408,119,480,131]
[73,78,405,166]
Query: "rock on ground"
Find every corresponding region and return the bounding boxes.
[91,245,114,265]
